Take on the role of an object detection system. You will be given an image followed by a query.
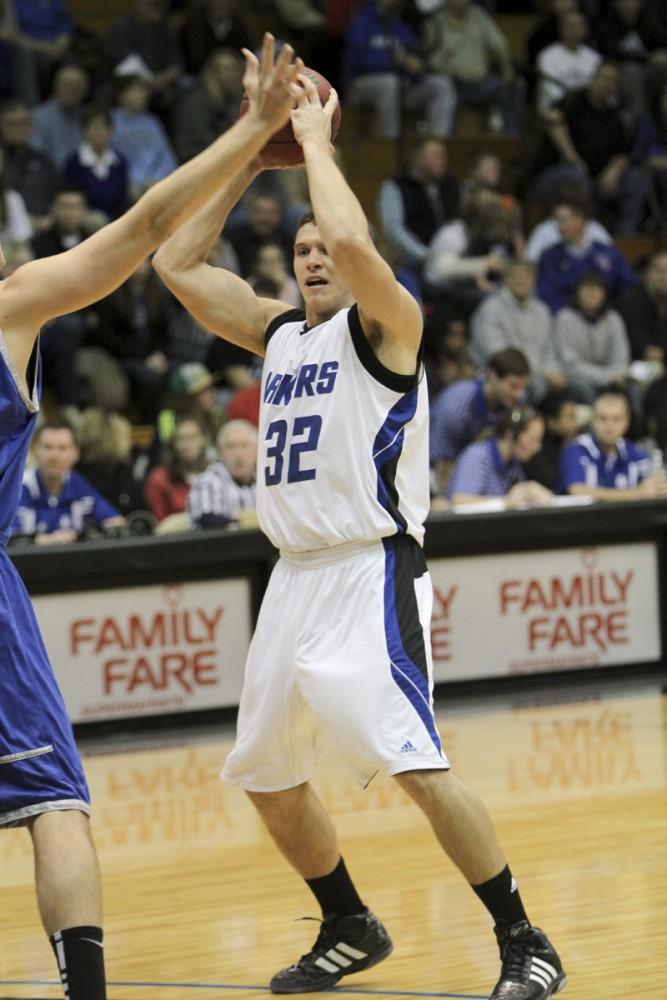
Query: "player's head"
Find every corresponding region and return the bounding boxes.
[293,212,353,316]
[34,421,80,480]
[486,348,531,409]
[592,389,631,448]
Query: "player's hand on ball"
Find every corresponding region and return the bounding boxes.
[241,33,303,132]
[291,75,339,152]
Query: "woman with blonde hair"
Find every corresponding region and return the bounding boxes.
[76,408,147,517]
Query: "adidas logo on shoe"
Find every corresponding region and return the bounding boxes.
[490,921,567,1000]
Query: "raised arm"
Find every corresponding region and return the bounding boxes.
[153,163,292,357]
[0,35,300,373]
[292,79,423,374]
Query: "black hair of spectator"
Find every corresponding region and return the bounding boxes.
[34,420,78,444]
[494,405,542,441]
[554,199,589,220]
[112,73,149,103]
[488,347,531,378]
[594,385,632,416]
[538,390,576,422]
[53,183,87,199]
[81,103,112,130]
[0,97,29,117]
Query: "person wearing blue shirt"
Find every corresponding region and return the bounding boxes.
[111,75,177,201]
[536,201,637,314]
[558,389,667,500]
[446,407,553,509]
[429,346,530,493]
[12,421,123,543]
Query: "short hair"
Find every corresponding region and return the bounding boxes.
[594,387,631,416]
[539,391,575,421]
[488,347,531,378]
[81,103,112,129]
[295,210,316,232]
[34,420,77,444]
[554,200,588,220]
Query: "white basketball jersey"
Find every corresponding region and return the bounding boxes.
[257,305,429,552]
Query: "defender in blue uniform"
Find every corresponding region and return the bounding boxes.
[0,36,301,1000]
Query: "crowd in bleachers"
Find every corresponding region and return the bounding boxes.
[2,0,667,543]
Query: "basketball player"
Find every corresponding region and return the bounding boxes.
[153,79,567,1000]
[0,36,301,1000]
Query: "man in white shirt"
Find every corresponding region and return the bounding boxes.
[537,10,601,114]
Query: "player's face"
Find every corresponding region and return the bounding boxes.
[592,398,629,448]
[294,223,349,314]
[35,429,79,478]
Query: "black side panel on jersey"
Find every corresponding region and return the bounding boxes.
[348,304,421,392]
[264,309,306,348]
[390,536,429,681]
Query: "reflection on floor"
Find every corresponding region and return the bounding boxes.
[1,679,666,999]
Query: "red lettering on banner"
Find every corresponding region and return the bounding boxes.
[103,649,218,695]
[430,585,457,662]
[500,571,633,614]
[71,607,225,655]
[528,611,630,652]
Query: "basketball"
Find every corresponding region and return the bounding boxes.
[239,67,341,167]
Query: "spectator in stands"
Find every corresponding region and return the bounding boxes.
[76,408,148,519]
[536,200,637,313]
[430,346,531,493]
[342,0,456,141]
[162,362,226,445]
[189,419,257,530]
[64,105,129,222]
[470,259,565,403]
[634,81,667,231]
[524,390,580,491]
[31,186,88,257]
[376,136,459,291]
[0,147,31,248]
[172,47,244,163]
[273,0,342,91]
[423,0,523,134]
[593,0,667,121]
[8,0,73,105]
[423,308,475,398]
[558,387,667,498]
[11,421,124,545]
[111,74,176,202]
[525,0,578,75]
[529,61,647,234]
[0,99,61,233]
[554,271,631,403]
[423,188,513,313]
[83,259,170,422]
[460,151,524,255]
[524,188,612,261]
[144,415,209,522]
[31,63,88,169]
[227,190,293,278]
[618,249,667,360]
[104,0,183,114]
[248,242,301,307]
[536,9,601,113]
[445,407,552,508]
[179,0,253,77]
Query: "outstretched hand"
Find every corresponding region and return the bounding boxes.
[291,75,338,152]
[241,33,303,133]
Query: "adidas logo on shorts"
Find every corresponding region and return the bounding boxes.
[399,740,417,753]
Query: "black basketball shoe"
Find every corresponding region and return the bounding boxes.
[490,921,567,1000]
[269,910,393,994]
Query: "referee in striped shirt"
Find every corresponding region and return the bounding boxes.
[188,419,257,529]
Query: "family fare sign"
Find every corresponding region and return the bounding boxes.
[428,543,660,681]
[33,579,252,722]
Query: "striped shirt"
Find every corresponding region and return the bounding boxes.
[446,438,525,499]
[430,378,506,463]
[558,434,650,493]
[188,462,256,529]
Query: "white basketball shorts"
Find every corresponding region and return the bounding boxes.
[222,535,449,790]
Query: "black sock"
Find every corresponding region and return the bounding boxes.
[472,865,528,928]
[50,925,106,1000]
[305,857,366,918]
